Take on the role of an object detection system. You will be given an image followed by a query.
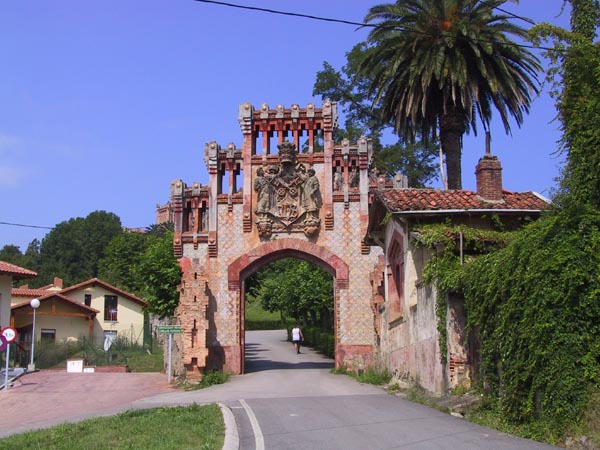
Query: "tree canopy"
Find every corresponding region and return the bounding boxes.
[313,44,439,187]
[359,0,541,189]
[37,210,122,286]
[246,258,333,327]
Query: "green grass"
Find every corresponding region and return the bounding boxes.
[0,404,224,450]
[245,300,291,330]
[331,366,392,385]
[245,300,280,322]
[565,391,600,448]
[183,370,230,391]
[43,347,164,373]
[34,339,164,373]
[123,348,164,372]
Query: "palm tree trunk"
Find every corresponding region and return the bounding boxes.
[440,113,466,190]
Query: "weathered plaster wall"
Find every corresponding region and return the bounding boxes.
[377,218,447,393]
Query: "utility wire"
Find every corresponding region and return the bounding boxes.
[192,0,561,52]
[0,221,54,230]
[496,6,537,25]
[191,0,366,27]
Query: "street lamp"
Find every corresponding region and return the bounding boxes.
[29,298,40,371]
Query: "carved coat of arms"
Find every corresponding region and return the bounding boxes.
[254,141,322,237]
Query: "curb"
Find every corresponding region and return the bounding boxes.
[218,403,239,450]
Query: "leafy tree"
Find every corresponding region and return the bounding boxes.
[37,211,122,286]
[246,258,333,326]
[135,231,181,318]
[20,239,41,274]
[0,244,23,265]
[359,0,541,189]
[98,232,151,294]
[145,221,174,237]
[313,44,438,187]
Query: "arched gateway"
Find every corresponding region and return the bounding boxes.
[169,102,383,379]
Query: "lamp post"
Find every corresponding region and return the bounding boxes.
[29,298,40,371]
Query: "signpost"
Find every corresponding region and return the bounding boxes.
[156,325,182,383]
[1,327,18,391]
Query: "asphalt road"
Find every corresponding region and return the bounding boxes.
[135,330,558,450]
[0,330,558,448]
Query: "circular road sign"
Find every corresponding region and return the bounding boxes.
[0,334,7,352]
[1,326,18,344]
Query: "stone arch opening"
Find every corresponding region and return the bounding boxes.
[228,238,348,373]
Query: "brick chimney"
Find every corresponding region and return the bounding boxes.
[475,132,503,201]
[53,277,63,289]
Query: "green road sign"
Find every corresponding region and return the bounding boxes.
[156,325,183,334]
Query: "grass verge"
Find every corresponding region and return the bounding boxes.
[245,300,290,330]
[331,366,392,385]
[183,370,230,391]
[0,404,224,450]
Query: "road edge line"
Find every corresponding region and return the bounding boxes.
[218,403,240,450]
[240,399,265,450]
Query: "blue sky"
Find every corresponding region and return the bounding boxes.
[1,1,570,251]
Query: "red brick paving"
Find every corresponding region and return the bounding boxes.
[0,370,173,437]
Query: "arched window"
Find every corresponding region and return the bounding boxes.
[387,231,404,322]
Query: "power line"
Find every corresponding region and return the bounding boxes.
[191,0,366,27]
[191,0,560,52]
[0,221,54,230]
[496,6,537,25]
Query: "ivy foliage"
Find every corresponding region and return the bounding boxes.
[415,213,600,432]
[417,1,600,435]
[412,222,514,363]
[414,221,515,293]
[463,206,600,429]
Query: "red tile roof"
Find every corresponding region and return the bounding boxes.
[377,189,551,213]
[11,287,51,297]
[0,261,37,279]
[59,278,147,306]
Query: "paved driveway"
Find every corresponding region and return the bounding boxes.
[134,331,558,450]
[0,371,172,437]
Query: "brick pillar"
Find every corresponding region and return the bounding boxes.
[176,259,209,381]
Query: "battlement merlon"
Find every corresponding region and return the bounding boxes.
[237,101,338,156]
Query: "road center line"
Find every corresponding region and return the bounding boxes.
[240,399,265,450]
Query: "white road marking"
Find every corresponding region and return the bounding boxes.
[240,399,265,450]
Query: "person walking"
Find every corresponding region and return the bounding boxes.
[291,323,304,354]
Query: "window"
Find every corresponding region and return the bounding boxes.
[104,295,118,321]
[387,231,405,322]
[41,329,56,343]
[84,294,92,307]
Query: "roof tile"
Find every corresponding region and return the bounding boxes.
[0,261,37,279]
[379,189,551,212]
[11,287,51,297]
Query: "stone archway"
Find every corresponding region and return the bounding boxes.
[228,238,349,373]
[170,102,382,380]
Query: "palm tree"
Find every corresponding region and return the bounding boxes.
[360,0,541,189]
